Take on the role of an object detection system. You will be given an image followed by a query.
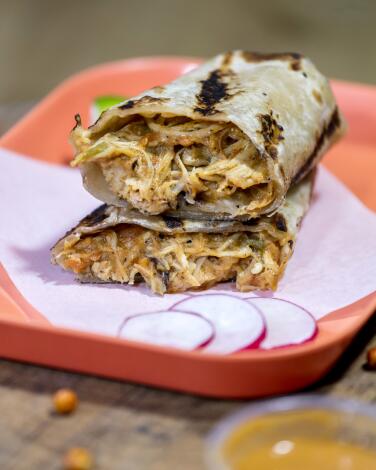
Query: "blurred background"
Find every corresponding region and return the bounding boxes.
[0,0,375,106]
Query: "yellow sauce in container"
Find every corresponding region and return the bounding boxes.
[223,410,376,469]
[207,398,376,470]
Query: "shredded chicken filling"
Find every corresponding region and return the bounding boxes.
[53,224,292,295]
[72,115,274,216]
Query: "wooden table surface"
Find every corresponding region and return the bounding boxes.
[0,105,375,470]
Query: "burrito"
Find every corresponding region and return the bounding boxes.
[71,51,344,220]
[51,172,313,295]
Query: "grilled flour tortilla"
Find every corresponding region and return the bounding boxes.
[71,51,344,220]
[52,173,313,295]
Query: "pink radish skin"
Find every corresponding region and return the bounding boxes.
[171,294,265,354]
[246,297,317,350]
[118,310,214,351]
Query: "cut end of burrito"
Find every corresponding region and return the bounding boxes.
[72,116,275,218]
[52,225,288,295]
[51,172,313,295]
[70,50,345,220]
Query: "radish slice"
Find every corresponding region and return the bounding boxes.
[172,294,265,354]
[119,310,214,350]
[247,298,317,349]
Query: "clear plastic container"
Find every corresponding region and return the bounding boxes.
[206,395,376,469]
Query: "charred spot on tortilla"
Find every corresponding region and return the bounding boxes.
[290,59,301,71]
[119,96,169,110]
[194,70,231,116]
[274,213,288,232]
[73,114,82,130]
[163,216,183,229]
[221,51,234,69]
[119,99,136,110]
[292,107,340,184]
[302,72,308,78]
[258,111,284,157]
[312,89,323,104]
[82,204,109,227]
[51,204,110,248]
[241,51,302,63]
[327,107,341,135]
[78,277,118,285]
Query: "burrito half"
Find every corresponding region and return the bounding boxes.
[71,51,344,220]
[52,172,313,294]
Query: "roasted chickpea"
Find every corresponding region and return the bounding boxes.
[53,388,78,414]
[64,447,93,470]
